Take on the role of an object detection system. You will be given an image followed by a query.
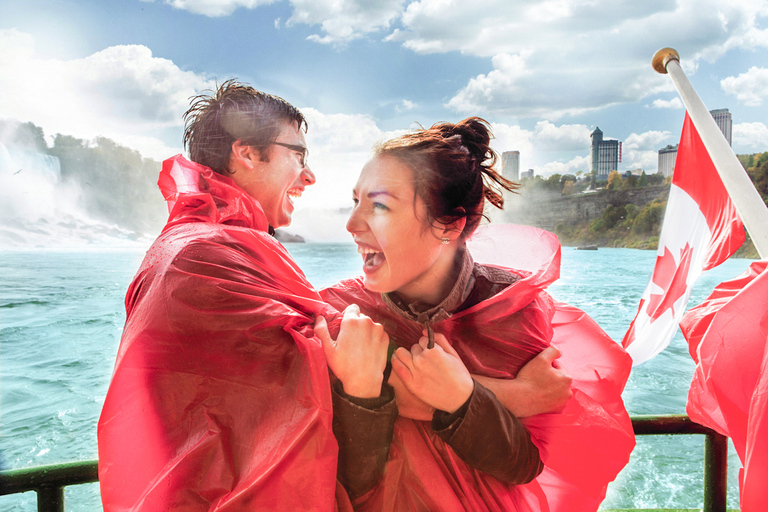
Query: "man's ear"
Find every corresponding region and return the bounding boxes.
[230,140,258,171]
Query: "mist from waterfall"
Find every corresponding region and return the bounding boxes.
[0,119,166,249]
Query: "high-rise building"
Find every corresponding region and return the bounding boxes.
[710,108,732,146]
[501,151,520,181]
[656,108,731,177]
[520,169,534,178]
[658,144,678,177]
[590,127,621,178]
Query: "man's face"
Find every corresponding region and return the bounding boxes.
[242,122,315,228]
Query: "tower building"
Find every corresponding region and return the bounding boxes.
[501,151,520,181]
[710,108,732,146]
[656,108,732,176]
[658,145,678,177]
[590,127,621,178]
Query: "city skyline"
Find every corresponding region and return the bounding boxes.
[1,0,767,221]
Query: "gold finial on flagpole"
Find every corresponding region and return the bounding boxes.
[652,48,680,74]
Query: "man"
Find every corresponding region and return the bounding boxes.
[98,80,392,511]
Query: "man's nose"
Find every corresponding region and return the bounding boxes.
[301,166,316,185]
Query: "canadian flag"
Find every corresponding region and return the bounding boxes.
[621,113,745,365]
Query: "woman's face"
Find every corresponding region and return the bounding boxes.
[346,155,457,304]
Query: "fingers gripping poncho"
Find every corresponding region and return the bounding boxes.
[320,225,635,512]
[98,155,350,511]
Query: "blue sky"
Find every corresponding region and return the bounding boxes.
[1,0,767,238]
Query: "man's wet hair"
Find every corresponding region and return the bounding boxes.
[183,79,307,175]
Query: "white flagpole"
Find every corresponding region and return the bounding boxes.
[653,48,768,259]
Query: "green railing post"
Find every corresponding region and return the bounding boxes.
[37,485,64,512]
[703,431,728,512]
[631,414,728,512]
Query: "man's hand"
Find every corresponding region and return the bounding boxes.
[315,304,389,398]
[390,332,473,414]
[475,345,572,418]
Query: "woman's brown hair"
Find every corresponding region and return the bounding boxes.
[374,117,519,239]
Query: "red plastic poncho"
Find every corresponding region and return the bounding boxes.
[98,155,351,511]
[320,224,635,512]
[681,260,768,512]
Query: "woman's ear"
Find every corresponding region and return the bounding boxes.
[438,216,467,242]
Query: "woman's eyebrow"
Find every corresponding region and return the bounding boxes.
[368,191,399,200]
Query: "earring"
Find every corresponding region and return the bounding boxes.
[441,237,449,245]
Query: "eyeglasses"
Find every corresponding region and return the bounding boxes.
[272,141,309,168]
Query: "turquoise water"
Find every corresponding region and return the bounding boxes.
[0,244,755,510]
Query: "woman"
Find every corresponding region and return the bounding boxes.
[318,118,635,511]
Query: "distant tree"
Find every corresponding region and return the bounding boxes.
[631,200,666,234]
[747,155,768,202]
[623,174,638,189]
[546,173,563,192]
[591,204,627,232]
[53,133,85,148]
[638,171,648,187]
[562,180,577,195]
[607,170,623,190]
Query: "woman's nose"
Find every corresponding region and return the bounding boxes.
[346,206,363,234]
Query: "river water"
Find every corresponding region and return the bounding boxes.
[0,243,753,510]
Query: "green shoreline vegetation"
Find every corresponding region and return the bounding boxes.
[517,153,768,260]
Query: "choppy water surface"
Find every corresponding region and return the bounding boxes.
[0,244,754,510]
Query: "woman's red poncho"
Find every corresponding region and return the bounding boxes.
[320,224,635,512]
[98,155,350,511]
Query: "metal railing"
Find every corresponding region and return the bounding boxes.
[0,459,98,512]
[631,414,728,512]
[0,414,729,512]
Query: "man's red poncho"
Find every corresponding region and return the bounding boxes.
[321,224,635,512]
[98,155,350,511]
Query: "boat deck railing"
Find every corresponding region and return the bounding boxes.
[0,414,730,512]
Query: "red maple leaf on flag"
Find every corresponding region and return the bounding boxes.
[645,243,694,320]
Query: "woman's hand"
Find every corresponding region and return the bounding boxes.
[390,331,473,414]
[315,304,390,398]
[474,345,572,418]
[387,370,435,421]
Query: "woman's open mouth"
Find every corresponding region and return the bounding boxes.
[358,245,385,272]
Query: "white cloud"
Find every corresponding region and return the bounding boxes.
[159,0,278,17]
[403,0,765,118]
[489,121,595,176]
[139,1,767,119]
[651,97,684,109]
[298,108,407,210]
[396,99,418,112]
[733,122,768,151]
[533,121,590,151]
[538,155,591,176]
[0,30,212,161]
[622,130,672,171]
[624,130,672,151]
[290,0,406,44]
[721,66,768,106]
[489,122,534,166]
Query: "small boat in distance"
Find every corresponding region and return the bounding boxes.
[576,244,598,250]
